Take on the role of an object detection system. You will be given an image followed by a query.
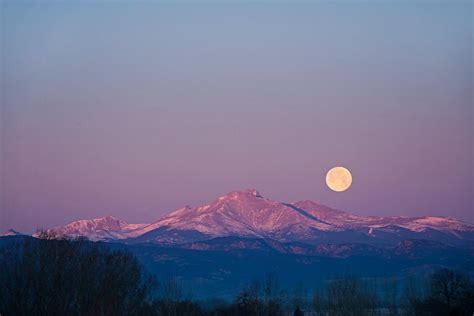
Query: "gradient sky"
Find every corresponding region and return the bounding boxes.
[1,1,472,233]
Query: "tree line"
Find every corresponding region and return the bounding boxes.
[0,235,473,316]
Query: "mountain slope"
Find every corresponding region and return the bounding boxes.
[145,189,335,237]
[33,216,149,241]
[296,200,473,233]
[132,189,474,245]
[37,189,474,246]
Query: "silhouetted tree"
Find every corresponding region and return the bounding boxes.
[325,276,377,316]
[0,237,156,316]
[401,269,474,316]
[424,269,474,316]
[152,277,204,316]
[430,269,471,309]
[236,280,261,316]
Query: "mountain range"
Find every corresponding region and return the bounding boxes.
[25,188,474,248]
[3,188,474,298]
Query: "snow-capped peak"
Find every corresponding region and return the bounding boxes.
[145,189,337,238]
[33,216,149,241]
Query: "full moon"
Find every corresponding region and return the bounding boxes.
[326,166,352,192]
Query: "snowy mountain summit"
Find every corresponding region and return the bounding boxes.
[35,189,474,246]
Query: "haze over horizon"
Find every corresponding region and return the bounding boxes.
[1,1,473,233]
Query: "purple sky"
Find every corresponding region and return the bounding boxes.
[1,1,473,233]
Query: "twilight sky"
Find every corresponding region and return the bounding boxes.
[1,1,473,233]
